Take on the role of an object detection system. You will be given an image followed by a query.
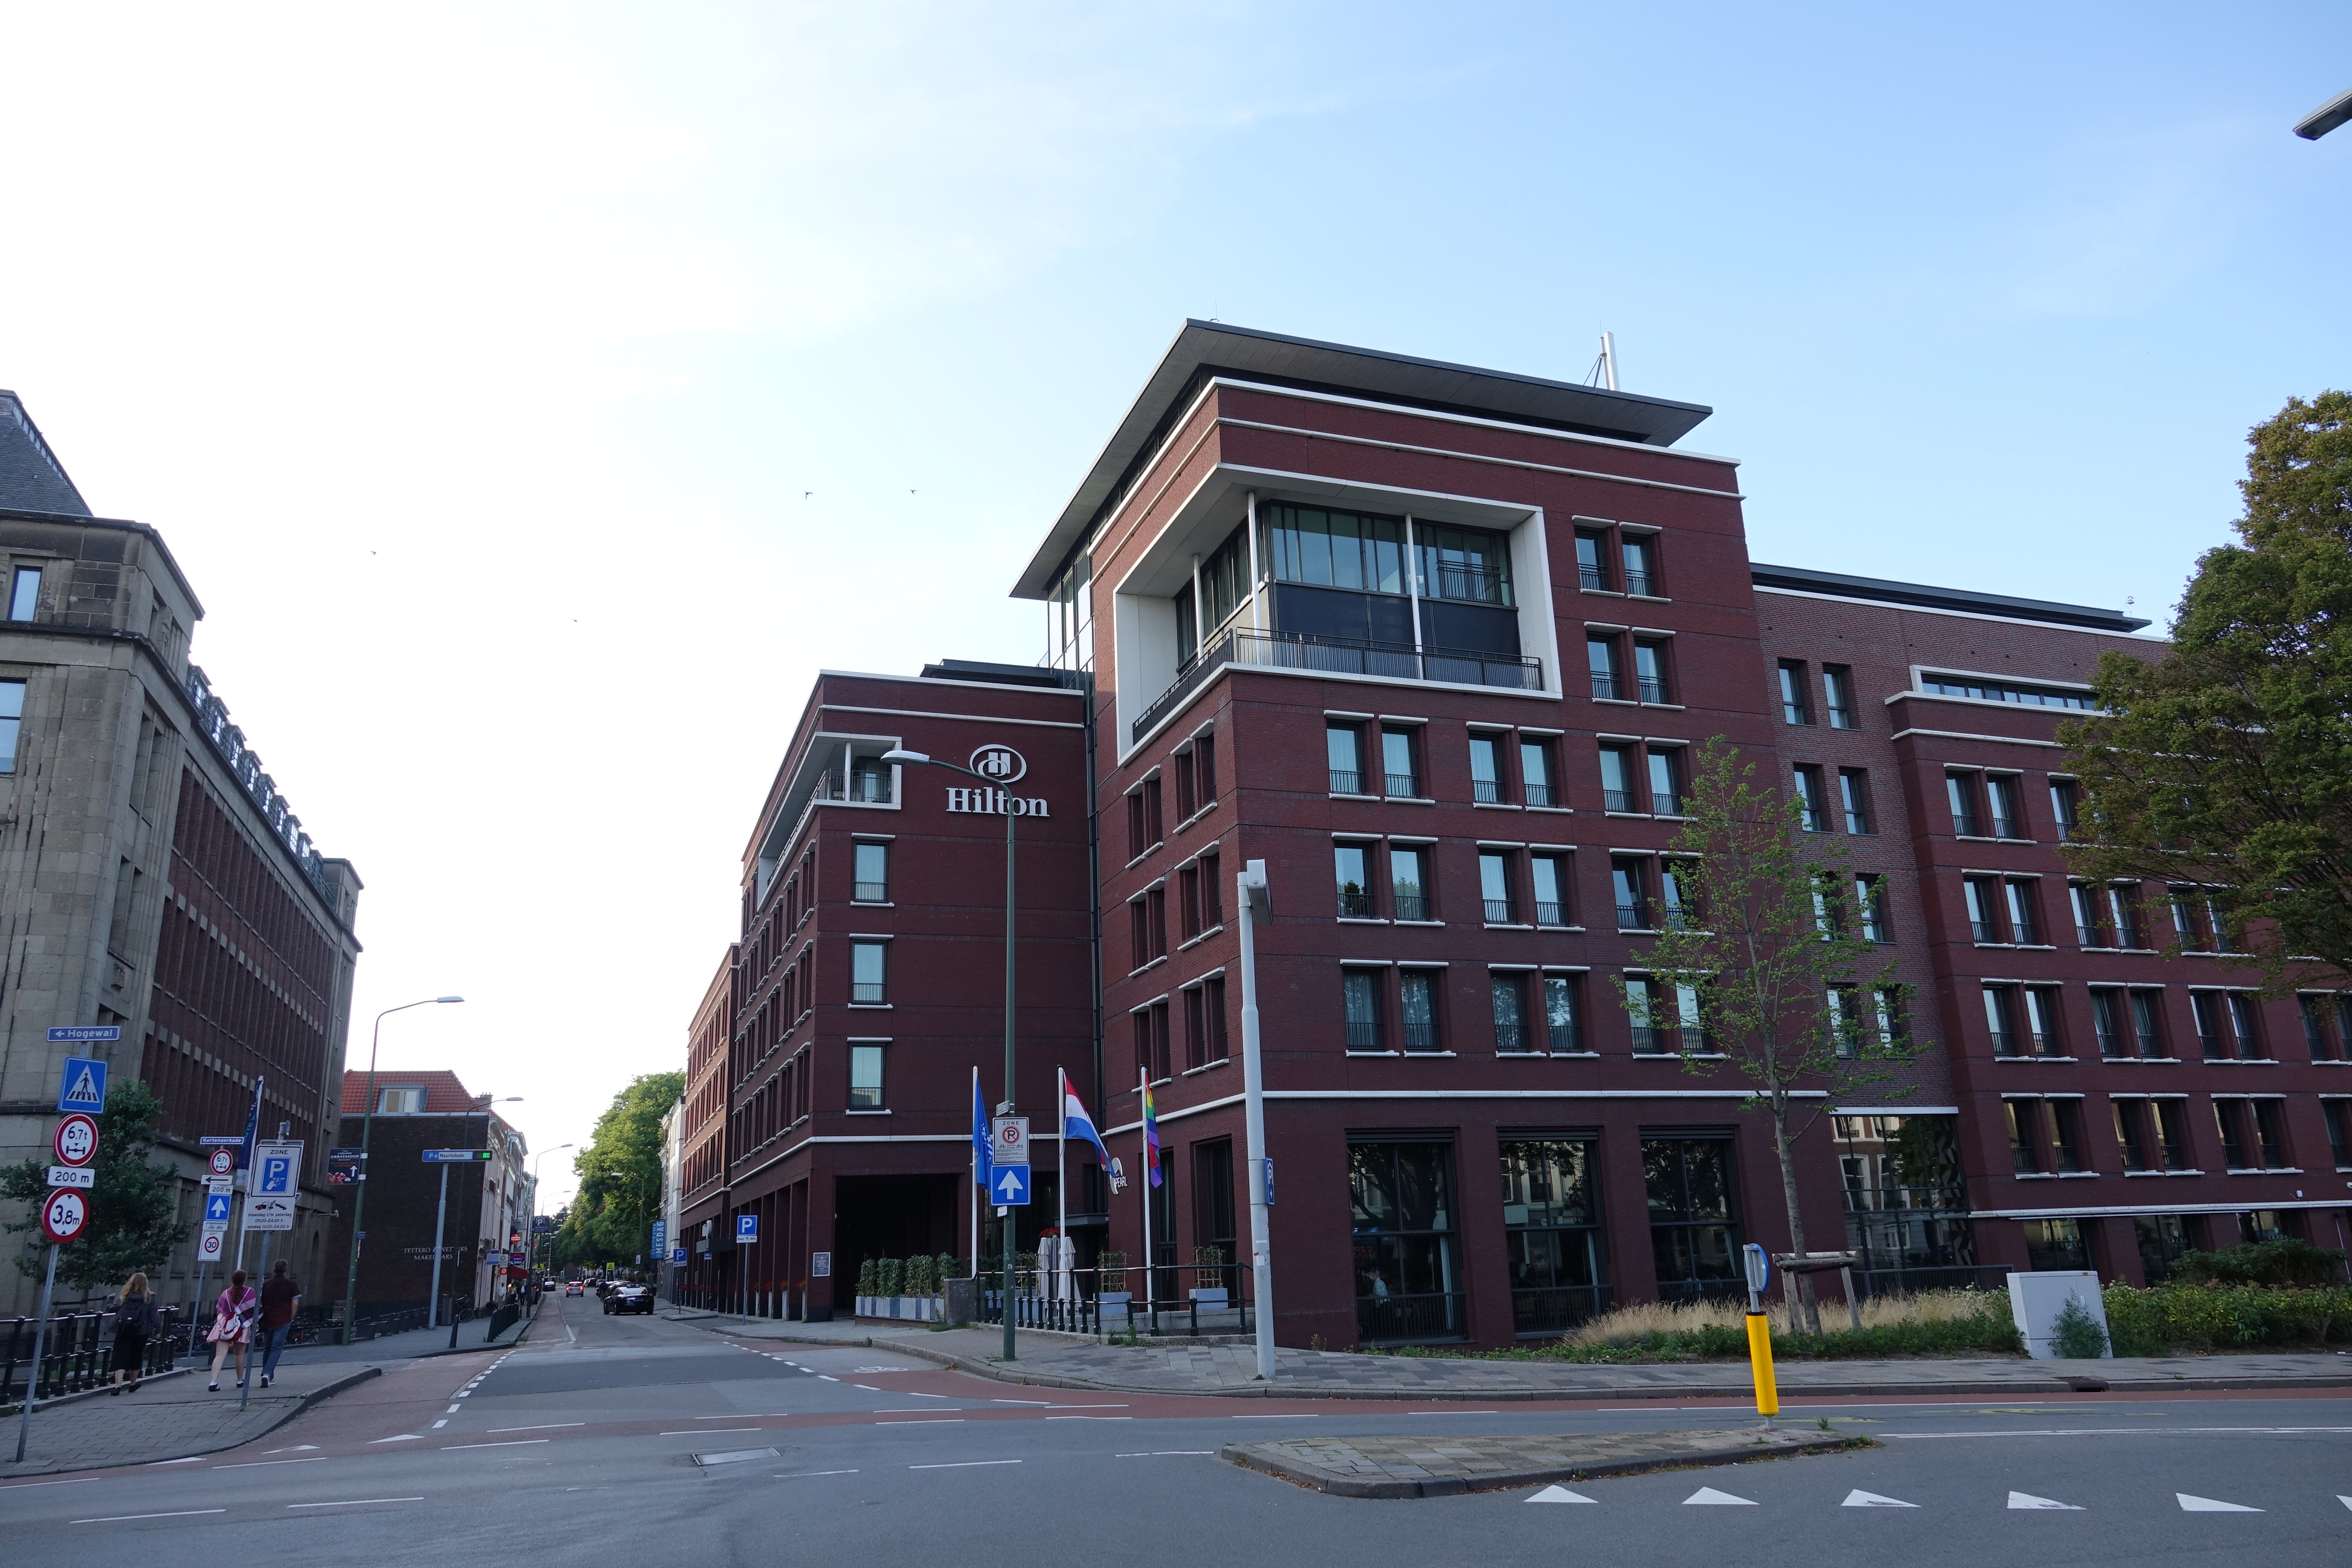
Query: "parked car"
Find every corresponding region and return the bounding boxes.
[605,1284,654,1316]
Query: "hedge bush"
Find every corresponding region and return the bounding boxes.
[2168,1239,2347,1289]
[2103,1281,2352,1354]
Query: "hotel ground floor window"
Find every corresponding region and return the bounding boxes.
[1192,1140,1236,1296]
[2133,1214,2194,1282]
[1500,1138,1607,1334]
[1643,1135,1740,1302]
[2238,1209,2302,1245]
[1833,1114,1978,1292]
[1349,1140,1463,1342]
[2021,1217,2089,1271]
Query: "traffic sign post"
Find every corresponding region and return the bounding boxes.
[736,1215,757,1244]
[244,1141,301,1233]
[207,1147,236,1177]
[1742,1242,1778,1418]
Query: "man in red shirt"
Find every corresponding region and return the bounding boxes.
[258,1260,301,1388]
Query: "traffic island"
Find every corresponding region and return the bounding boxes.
[1220,1426,1867,1499]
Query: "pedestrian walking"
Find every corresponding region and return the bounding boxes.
[108,1272,162,1395]
[206,1269,258,1392]
[257,1259,301,1388]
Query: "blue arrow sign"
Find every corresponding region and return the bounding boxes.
[991,1164,1031,1206]
[56,1056,107,1114]
[204,1192,233,1224]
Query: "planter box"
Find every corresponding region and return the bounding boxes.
[1189,1289,1229,1307]
[856,1295,944,1322]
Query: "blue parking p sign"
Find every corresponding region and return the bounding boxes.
[56,1056,107,1114]
[736,1214,758,1244]
[671,1247,688,1265]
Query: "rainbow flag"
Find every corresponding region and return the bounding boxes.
[1142,1079,1162,1187]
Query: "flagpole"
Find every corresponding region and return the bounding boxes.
[1138,1067,1152,1325]
[1056,1067,1067,1301]
[970,1066,981,1280]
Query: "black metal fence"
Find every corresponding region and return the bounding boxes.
[3,1306,185,1406]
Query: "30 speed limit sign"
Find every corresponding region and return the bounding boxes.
[41,1187,89,1244]
[198,1230,224,1261]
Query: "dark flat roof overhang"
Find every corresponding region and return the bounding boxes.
[1752,562,2151,633]
[1011,321,1714,600]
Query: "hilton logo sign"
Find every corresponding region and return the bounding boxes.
[946,744,1049,816]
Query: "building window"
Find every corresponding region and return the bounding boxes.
[1856,875,1889,942]
[1626,976,1666,1054]
[1838,769,1873,834]
[2169,888,2206,951]
[1327,724,1365,795]
[1201,851,1223,929]
[852,842,888,903]
[1873,988,1906,1050]
[2022,1218,2089,1271]
[1620,535,1658,596]
[1964,878,2003,944]
[1823,664,1857,729]
[1390,845,1431,921]
[2005,1099,2042,1172]
[1575,529,1610,591]
[1350,1141,1464,1343]
[377,1086,426,1114]
[2154,1098,2190,1168]
[1335,843,1374,919]
[2301,996,2337,1061]
[0,679,23,774]
[2091,991,2124,1057]
[2071,883,2104,947]
[1644,1137,1740,1302]
[851,940,887,1004]
[2005,880,2042,945]
[2216,1099,2253,1168]
[1264,504,1407,596]
[1174,747,1198,820]
[1501,1139,1606,1333]
[2049,779,2080,841]
[1634,639,1671,703]
[2227,993,2264,1060]
[1195,734,1217,807]
[2109,886,2146,949]
[2252,1099,2288,1169]
[2129,990,2167,1058]
[1178,863,1203,941]
[1380,727,1420,798]
[1777,661,1811,725]
[1148,886,1167,958]
[2192,993,2226,1060]
[1468,733,1505,803]
[1203,975,1227,1062]
[1342,970,1383,1051]
[1792,766,1826,832]
[1985,986,2020,1057]
[1599,745,1638,812]
[2324,1100,2350,1169]
[1922,672,2099,710]
[1986,775,2022,840]
[1520,737,1556,807]
[2113,1100,2153,1169]
[2047,1099,2085,1171]
[1612,858,1650,931]
[1531,854,1569,927]
[1399,971,1441,1053]
[1828,983,1858,1058]
[1416,522,1514,605]
[1491,972,1530,1053]
[1947,773,1983,837]
[1661,860,1695,931]
[2024,990,2062,1058]
[2134,1215,2194,1283]
[1587,635,1623,701]
[7,567,38,622]
[1648,748,1684,817]
[1543,974,1582,1052]
[1479,850,1516,924]
[848,1044,884,1109]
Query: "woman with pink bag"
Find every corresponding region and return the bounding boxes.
[206,1269,259,1392]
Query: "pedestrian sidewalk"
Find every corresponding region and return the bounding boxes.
[662,1305,2352,1401]
[0,1310,536,1478]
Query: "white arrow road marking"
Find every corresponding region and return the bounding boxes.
[1683,1488,1755,1506]
[1526,1485,1597,1504]
[2339,1496,2352,1511]
[1841,1490,1918,1508]
[2008,1492,2082,1510]
[2177,1495,2262,1513]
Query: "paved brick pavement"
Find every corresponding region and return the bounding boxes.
[1222,1426,1857,1497]
[662,1304,2352,1400]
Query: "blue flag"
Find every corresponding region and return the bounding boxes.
[972,1070,992,1187]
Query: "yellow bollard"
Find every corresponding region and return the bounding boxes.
[1745,1311,1779,1417]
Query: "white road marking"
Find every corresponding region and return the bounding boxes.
[261,1445,319,1454]
[0,1476,101,1489]
[990,1399,1052,1405]
[1047,1416,1132,1421]
[214,1458,327,1469]
[432,1420,448,1429]
[818,1375,838,1382]
[443,1406,459,1414]
[442,1439,549,1449]
[2177,1494,2262,1513]
[1408,1410,1497,1416]
[1891,1426,2352,1440]
[875,1408,965,1414]
[489,1424,584,1432]
[1526,1485,1596,1504]
[287,1498,424,1509]
[910,1460,1020,1469]
[368,1436,423,1443]
[779,1469,861,1478]
[878,1419,964,1425]
[664,1429,759,1436]
[1843,1490,1918,1508]
[1683,1488,1755,1506]
[2340,1496,2352,1511]
[2008,1492,2082,1511]
[148,1457,206,1466]
[852,1384,881,1390]
[1044,1403,1128,1409]
[1231,1414,1316,1419]
[74,1511,225,1524]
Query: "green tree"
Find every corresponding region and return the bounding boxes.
[2,1080,190,1299]
[558,1072,681,1271]
[2062,391,2352,987]
[1621,741,1916,1332]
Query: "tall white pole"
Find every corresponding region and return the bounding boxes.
[1056,1067,1068,1302]
[1138,1067,1154,1322]
[1238,860,1276,1380]
[428,1160,451,1328]
[970,1066,981,1278]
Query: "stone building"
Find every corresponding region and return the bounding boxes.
[0,390,362,1315]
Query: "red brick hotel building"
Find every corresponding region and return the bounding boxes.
[673,323,2352,1347]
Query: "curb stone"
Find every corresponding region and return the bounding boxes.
[1,1365,192,1419]
[1221,1429,1869,1499]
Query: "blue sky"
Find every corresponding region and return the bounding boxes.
[2,4,2345,1203]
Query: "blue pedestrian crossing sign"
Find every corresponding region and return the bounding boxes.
[204,1192,233,1224]
[991,1164,1031,1206]
[736,1214,758,1244]
[56,1056,107,1114]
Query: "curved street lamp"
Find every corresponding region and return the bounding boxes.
[339,995,465,1344]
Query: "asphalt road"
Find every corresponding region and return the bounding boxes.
[7,1294,2348,1565]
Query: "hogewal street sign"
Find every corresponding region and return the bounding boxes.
[47,1025,121,1043]
[56,1055,107,1114]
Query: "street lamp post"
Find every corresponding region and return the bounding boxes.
[339,995,465,1345]
[1236,859,1276,1381]
[883,746,1019,1362]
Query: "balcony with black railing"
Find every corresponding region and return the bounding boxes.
[1402,1022,1441,1054]
[1534,900,1564,926]
[1622,569,1656,597]
[1132,627,1543,744]
[1652,792,1682,817]
[1330,768,1365,794]
[1524,782,1554,807]
[1473,778,1501,803]
[1590,671,1624,701]
[1603,788,1636,812]
[1616,901,1650,930]
[1547,1018,1581,1053]
[1393,893,1429,922]
[1494,1023,1532,1054]
[1385,771,1419,797]
[1338,886,1373,919]
[1345,1019,1382,1051]
[1483,898,1514,924]
[854,881,887,902]
[1637,676,1668,704]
